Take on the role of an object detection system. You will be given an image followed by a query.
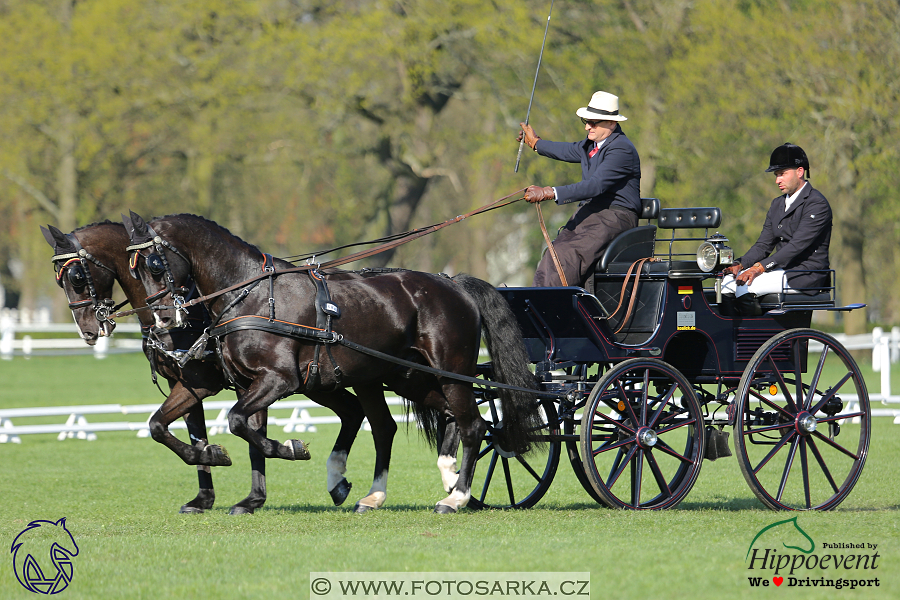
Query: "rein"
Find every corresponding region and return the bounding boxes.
[608,257,660,334]
[114,188,526,319]
[535,202,568,286]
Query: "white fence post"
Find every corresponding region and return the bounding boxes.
[0,314,13,360]
[872,327,884,372]
[892,326,900,363]
[880,336,892,403]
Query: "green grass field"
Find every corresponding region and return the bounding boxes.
[1,353,898,599]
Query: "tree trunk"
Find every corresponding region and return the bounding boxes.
[368,170,429,268]
[832,145,867,335]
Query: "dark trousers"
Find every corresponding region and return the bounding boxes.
[533,206,638,287]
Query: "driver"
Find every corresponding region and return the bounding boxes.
[721,143,832,314]
[517,91,641,287]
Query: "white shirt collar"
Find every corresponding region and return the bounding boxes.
[784,182,808,212]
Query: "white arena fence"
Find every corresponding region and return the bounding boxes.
[0,398,412,445]
[1,311,898,443]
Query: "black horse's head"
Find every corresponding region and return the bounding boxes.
[123,211,192,330]
[41,224,119,343]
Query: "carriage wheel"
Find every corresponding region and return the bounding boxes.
[733,328,870,510]
[564,417,605,504]
[466,391,561,510]
[580,358,704,510]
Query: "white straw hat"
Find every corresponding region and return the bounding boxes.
[575,91,627,122]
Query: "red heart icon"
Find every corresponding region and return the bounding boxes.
[773,577,784,586]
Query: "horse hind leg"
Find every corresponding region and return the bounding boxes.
[435,386,487,514]
[437,419,460,493]
[352,386,397,513]
[228,409,269,515]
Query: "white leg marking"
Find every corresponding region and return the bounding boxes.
[357,470,388,508]
[326,451,348,492]
[436,488,470,511]
[437,454,459,493]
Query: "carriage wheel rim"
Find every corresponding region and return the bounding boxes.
[467,394,561,510]
[734,329,870,511]
[580,358,704,510]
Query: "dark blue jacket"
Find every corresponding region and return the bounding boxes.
[739,183,832,292]
[534,125,641,213]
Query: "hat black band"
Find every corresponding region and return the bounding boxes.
[586,106,618,116]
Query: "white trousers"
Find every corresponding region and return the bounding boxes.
[722,269,794,297]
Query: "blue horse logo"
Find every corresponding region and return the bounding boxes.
[11,518,79,594]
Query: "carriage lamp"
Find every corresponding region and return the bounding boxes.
[696,233,734,273]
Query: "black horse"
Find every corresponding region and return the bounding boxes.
[124,212,541,512]
[40,222,365,514]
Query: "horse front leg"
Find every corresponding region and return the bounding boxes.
[308,390,364,506]
[227,376,310,461]
[148,382,232,468]
[228,409,268,515]
[179,401,216,513]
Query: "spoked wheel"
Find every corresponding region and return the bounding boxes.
[580,358,705,510]
[733,328,870,510]
[466,388,561,510]
[563,410,605,504]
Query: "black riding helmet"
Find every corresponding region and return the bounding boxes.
[765,143,810,178]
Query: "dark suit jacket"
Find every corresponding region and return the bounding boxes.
[534,125,641,214]
[739,183,832,292]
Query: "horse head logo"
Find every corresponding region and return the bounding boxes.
[10,518,79,594]
[746,516,815,561]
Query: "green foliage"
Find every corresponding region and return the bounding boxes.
[1,0,898,323]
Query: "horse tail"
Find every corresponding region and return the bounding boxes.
[452,274,544,455]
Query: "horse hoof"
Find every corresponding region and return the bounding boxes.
[228,505,255,515]
[354,502,376,514]
[179,505,205,514]
[434,504,457,515]
[329,478,353,506]
[202,444,232,467]
[286,439,311,461]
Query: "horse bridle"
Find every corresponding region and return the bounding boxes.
[126,229,193,326]
[51,234,123,334]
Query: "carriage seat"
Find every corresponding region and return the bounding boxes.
[596,206,723,276]
[595,198,660,273]
[757,271,836,309]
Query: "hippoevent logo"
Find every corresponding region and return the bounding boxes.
[10,518,79,594]
[745,516,880,590]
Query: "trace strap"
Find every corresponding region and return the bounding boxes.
[335,338,565,399]
[203,314,565,400]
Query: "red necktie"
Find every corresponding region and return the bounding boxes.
[589,145,599,158]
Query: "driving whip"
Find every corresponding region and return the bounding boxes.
[514,0,555,173]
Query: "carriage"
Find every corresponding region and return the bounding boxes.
[466,199,870,511]
[47,199,870,514]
